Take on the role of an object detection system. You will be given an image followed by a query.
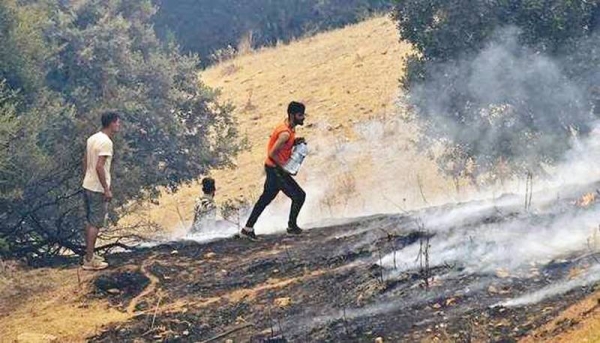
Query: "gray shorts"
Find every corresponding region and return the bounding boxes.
[83,189,108,228]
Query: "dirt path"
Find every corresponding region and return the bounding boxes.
[126,257,161,315]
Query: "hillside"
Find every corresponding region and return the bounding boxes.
[4,183,600,342]
[1,16,423,342]
[3,15,600,343]
[125,16,465,237]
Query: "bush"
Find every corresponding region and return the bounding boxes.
[0,0,241,259]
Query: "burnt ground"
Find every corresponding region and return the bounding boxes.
[88,186,600,343]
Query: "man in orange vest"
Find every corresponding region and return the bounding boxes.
[241,101,307,240]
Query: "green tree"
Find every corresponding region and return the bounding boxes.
[394,0,600,184]
[153,0,392,65]
[0,0,241,259]
[0,0,51,96]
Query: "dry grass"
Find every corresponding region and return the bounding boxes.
[0,266,130,342]
[124,16,463,232]
[1,17,417,341]
[521,289,600,343]
[3,15,598,343]
[0,16,475,342]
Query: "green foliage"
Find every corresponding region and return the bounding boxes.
[0,0,241,259]
[394,0,600,183]
[394,0,600,61]
[153,0,392,65]
[0,237,8,256]
[0,0,51,95]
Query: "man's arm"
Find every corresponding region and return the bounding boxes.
[268,131,290,167]
[96,156,112,200]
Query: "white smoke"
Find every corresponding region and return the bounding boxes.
[407,27,597,181]
[382,206,600,275]
[152,23,600,317]
[371,127,600,307]
[294,28,600,312]
[499,263,600,307]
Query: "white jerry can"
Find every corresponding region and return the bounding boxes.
[282,142,308,175]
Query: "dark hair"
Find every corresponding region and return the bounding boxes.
[287,101,305,116]
[202,177,216,194]
[101,111,120,128]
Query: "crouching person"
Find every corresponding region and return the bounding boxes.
[191,177,217,233]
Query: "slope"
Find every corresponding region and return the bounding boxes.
[124,16,464,235]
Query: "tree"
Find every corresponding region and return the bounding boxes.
[0,0,51,96]
[152,0,392,66]
[394,0,600,184]
[0,0,241,259]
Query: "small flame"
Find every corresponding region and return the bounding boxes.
[576,193,596,207]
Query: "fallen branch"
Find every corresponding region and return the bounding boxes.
[199,323,254,343]
[140,295,164,338]
[150,294,163,331]
[96,241,135,253]
[141,326,161,337]
[572,251,600,264]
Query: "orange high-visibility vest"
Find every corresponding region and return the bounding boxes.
[265,122,295,167]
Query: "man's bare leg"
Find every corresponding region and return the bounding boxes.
[85,223,99,262]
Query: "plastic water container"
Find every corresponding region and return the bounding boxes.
[282,142,308,175]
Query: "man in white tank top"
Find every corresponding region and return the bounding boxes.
[82,111,121,270]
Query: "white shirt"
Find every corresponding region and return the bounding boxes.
[82,131,113,193]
